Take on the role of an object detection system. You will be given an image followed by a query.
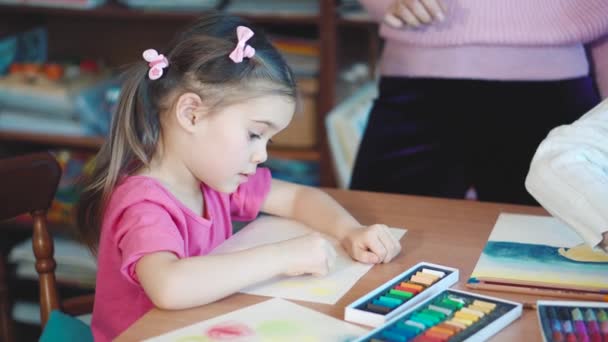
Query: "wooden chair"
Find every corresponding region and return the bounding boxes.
[0,152,94,342]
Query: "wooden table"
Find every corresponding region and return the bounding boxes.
[117,189,558,341]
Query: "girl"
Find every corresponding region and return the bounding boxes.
[77,13,401,341]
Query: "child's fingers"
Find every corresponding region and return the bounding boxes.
[356,250,380,264]
[311,241,336,276]
[364,231,388,262]
[375,227,394,263]
[326,243,337,270]
[377,226,402,263]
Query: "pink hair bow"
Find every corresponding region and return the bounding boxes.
[142,49,169,80]
[229,26,256,63]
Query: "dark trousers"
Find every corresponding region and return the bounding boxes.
[350,76,601,205]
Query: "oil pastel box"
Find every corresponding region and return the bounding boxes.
[354,289,522,342]
[536,300,608,342]
[345,262,459,327]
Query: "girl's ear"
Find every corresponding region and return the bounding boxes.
[175,92,207,132]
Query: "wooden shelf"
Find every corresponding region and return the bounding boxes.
[0,130,319,161]
[0,130,104,152]
[0,3,320,24]
[269,147,319,161]
[2,0,345,185]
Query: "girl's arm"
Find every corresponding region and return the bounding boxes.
[136,232,335,310]
[262,179,401,263]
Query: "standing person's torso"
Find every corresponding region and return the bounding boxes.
[360,0,608,80]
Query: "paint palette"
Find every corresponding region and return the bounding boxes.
[537,300,608,342]
[345,262,459,327]
[354,289,522,342]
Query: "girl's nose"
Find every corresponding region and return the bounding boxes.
[251,148,268,164]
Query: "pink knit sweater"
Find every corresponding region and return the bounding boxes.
[359,0,608,97]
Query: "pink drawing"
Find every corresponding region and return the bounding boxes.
[205,321,255,340]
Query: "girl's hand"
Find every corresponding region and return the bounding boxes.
[341,224,402,264]
[384,0,446,28]
[278,233,337,277]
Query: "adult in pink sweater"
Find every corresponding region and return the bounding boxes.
[351,0,608,204]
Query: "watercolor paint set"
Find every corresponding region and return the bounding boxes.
[345,262,459,327]
[354,289,523,342]
[536,300,608,342]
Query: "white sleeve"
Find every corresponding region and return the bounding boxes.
[525,99,608,249]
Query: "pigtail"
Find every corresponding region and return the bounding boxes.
[76,62,154,254]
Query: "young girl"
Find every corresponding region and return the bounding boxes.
[77,13,401,341]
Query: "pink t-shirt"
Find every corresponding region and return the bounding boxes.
[90,168,271,341]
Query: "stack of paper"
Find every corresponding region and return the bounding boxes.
[9,235,97,288]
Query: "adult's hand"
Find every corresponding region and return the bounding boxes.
[384,0,447,28]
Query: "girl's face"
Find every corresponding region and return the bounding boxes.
[189,94,295,193]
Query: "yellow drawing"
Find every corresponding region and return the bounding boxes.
[558,243,608,263]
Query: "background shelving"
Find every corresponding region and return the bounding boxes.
[0,0,378,185]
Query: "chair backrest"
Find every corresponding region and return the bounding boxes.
[0,152,62,327]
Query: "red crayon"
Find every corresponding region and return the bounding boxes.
[584,309,602,342]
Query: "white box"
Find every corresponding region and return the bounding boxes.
[345,262,459,327]
[354,289,523,342]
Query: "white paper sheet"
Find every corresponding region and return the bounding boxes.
[145,298,369,341]
[211,216,406,304]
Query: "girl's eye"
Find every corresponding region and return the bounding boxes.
[249,132,262,140]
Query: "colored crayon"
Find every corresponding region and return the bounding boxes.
[583,309,601,342]
[422,268,445,277]
[345,263,460,328]
[559,307,577,342]
[472,299,496,310]
[388,289,414,300]
[367,303,391,314]
[548,307,564,342]
[356,290,520,342]
[359,266,448,316]
[597,309,608,340]
[572,308,590,342]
